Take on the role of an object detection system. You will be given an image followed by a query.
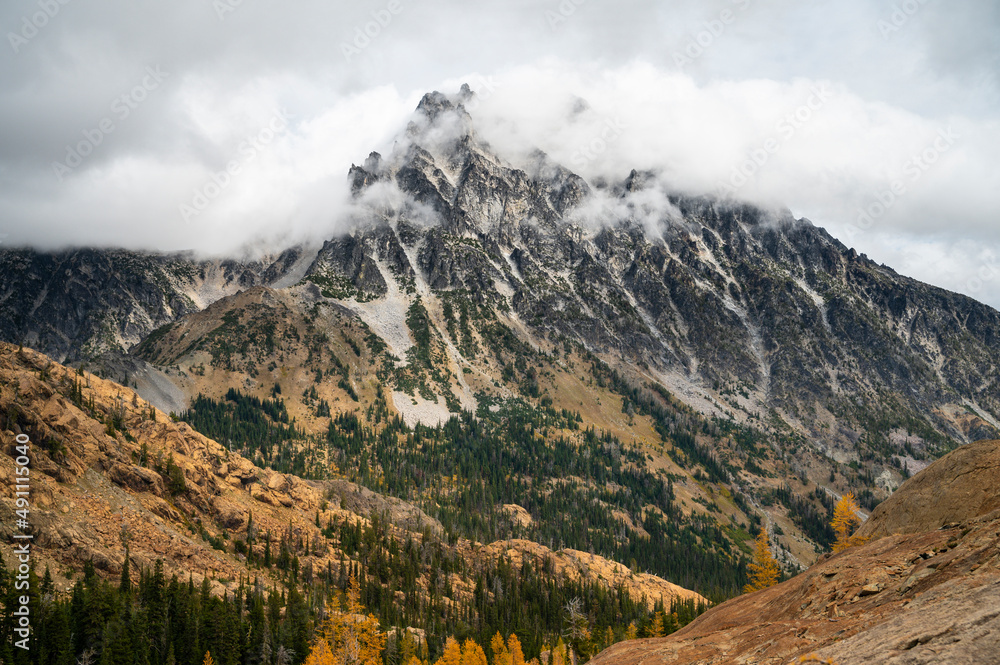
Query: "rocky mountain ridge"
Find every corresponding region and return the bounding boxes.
[1,85,999,578]
[315,87,1000,454]
[2,87,996,458]
[0,245,312,364]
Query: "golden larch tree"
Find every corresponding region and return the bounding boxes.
[506,635,525,665]
[549,639,565,665]
[744,528,781,592]
[651,611,666,637]
[490,633,511,665]
[831,492,866,552]
[401,630,418,665]
[303,637,337,665]
[306,575,386,665]
[436,638,463,665]
[602,627,615,651]
[461,638,489,665]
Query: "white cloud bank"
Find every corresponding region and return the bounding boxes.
[0,1,997,307]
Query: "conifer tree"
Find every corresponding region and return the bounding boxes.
[602,627,615,652]
[651,611,666,637]
[119,544,132,595]
[461,638,488,665]
[506,635,524,665]
[304,575,385,665]
[401,630,419,665]
[831,492,866,552]
[436,637,463,665]
[303,635,337,665]
[490,634,509,665]
[743,528,781,592]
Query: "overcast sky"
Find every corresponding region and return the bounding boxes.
[1,0,998,308]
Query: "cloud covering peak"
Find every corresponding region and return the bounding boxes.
[0,0,998,307]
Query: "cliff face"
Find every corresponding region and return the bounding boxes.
[0,246,310,363]
[588,439,1000,665]
[310,89,1000,457]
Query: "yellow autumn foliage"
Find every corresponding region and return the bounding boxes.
[305,575,386,665]
[744,528,781,593]
[831,492,868,552]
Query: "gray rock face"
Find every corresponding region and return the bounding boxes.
[2,87,998,462]
[307,88,1000,452]
[0,247,306,363]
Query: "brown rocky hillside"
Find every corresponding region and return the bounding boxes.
[588,439,1000,664]
[479,538,707,610]
[856,437,1000,539]
[0,342,701,610]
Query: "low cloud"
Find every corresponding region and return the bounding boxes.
[0,0,997,306]
[457,62,1000,307]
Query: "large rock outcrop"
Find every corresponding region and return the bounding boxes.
[589,440,1000,665]
[857,438,1000,539]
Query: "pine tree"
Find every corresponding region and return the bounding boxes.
[119,544,132,595]
[831,493,866,552]
[743,528,781,592]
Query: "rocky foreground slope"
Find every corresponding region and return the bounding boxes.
[589,438,1000,664]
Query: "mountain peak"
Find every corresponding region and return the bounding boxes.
[407,88,475,142]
